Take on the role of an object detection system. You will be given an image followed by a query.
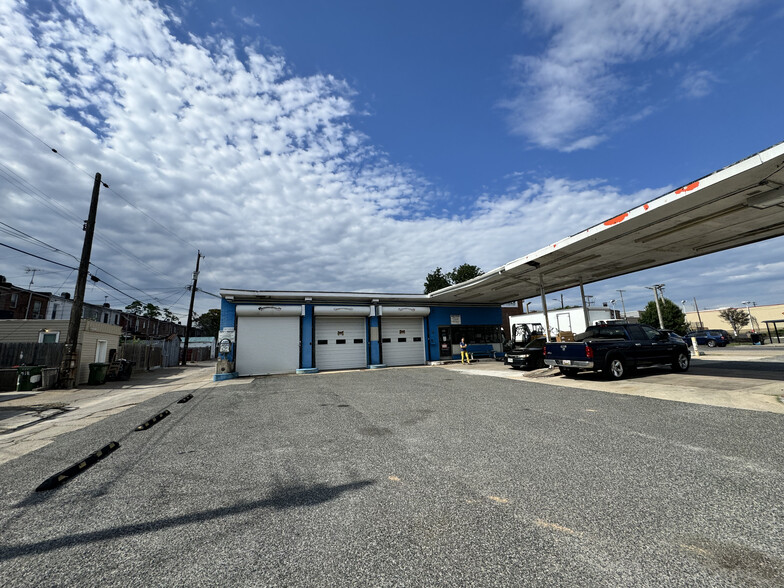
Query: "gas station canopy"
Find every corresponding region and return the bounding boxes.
[429,141,784,305]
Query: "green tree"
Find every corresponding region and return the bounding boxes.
[125,300,143,314]
[718,308,748,336]
[424,263,483,294]
[424,267,451,294]
[162,308,180,324]
[196,309,221,339]
[639,297,689,334]
[447,263,483,285]
[143,303,161,319]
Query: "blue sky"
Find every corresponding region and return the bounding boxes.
[1,0,783,319]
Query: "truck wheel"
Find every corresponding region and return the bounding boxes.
[707,340,716,348]
[558,367,578,377]
[605,357,626,380]
[673,351,690,372]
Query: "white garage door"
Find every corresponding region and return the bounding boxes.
[236,315,300,376]
[315,317,367,370]
[381,317,425,366]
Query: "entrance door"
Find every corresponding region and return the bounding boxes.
[438,327,452,359]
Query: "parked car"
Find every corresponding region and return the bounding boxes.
[685,330,728,347]
[505,337,546,370]
[715,329,733,343]
[660,329,689,347]
[543,323,690,380]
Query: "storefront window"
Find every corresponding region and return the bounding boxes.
[449,325,501,344]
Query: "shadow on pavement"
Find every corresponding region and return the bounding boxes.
[1,479,375,561]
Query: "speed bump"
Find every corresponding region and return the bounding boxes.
[35,441,120,491]
[177,394,193,403]
[135,409,171,431]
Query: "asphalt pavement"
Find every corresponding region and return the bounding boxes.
[0,364,782,586]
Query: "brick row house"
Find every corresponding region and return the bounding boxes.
[2,276,192,340]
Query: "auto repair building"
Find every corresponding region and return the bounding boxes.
[218,290,502,375]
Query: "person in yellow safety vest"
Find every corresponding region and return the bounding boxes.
[459,337,471,364]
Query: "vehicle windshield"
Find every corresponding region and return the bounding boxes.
[525,337,546,349]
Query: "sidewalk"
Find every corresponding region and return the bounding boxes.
[0,362,224,465]
[442,348,784,414]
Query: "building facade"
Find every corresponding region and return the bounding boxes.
[218,290,502,376]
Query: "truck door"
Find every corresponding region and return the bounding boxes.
[640,324,672,363]
[625,324,654,366]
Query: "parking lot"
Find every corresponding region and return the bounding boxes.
[1,360,783,587]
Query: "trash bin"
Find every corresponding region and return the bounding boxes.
[750,332,761,345]
[117,359,134,381]
[88,363,110,385]
[16,365,44,392]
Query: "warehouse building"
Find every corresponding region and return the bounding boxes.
[217,290,502,376]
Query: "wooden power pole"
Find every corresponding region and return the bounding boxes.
[181,250,202,366]
[59,173,103,388]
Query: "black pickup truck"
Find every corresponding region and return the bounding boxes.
[543,323,690,379]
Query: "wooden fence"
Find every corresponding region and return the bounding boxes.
[119,338,181,370]
[0,343,65,369]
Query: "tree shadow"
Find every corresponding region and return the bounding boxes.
[1,479,375,561]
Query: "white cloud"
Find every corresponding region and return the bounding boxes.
[679,69,719,99]
[0,0,779,321]
[503,0,757,150]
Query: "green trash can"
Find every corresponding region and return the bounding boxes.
[88,363,110,385]
[16,365,44,391]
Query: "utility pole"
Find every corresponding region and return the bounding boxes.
[616,289,627,319]
[646,284,665,329]
[24,267,39,319]
[693,297,703,329]
[59,173,103,388]
[181,250,203,366]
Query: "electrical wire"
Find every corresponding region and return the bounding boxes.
[0,242,78,270]
[1,108,200,251]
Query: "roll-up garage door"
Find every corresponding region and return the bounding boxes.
[236,305,301,376]
[381,317,426,366]
[314,306,369,370]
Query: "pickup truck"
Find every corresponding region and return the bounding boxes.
[543,323,690,379]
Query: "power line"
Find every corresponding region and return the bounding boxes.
[0,221,80,262]
[0,167,186,288]
[0,242,79,270]
[1,108,200,251]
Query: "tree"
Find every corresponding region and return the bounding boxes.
[423,263,483,294]
[718,308,749,336]
[162,308,180,324]
[125,300,143,314]
[143,303,161,319]
[638,297,689,334]
[447,263,483,285]
[424,267,451,294]
[196,308,221,339]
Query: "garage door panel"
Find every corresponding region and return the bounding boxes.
[236,316,300,375]
[315,317,367,370]
[382,317,425,367]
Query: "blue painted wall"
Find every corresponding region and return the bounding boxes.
[426,306,502,361]
[219,298,237,362]
[220,299,500,366]
[368,314,381,365]
[301,305,314,369]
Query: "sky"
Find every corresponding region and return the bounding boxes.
[1,0,783,322]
